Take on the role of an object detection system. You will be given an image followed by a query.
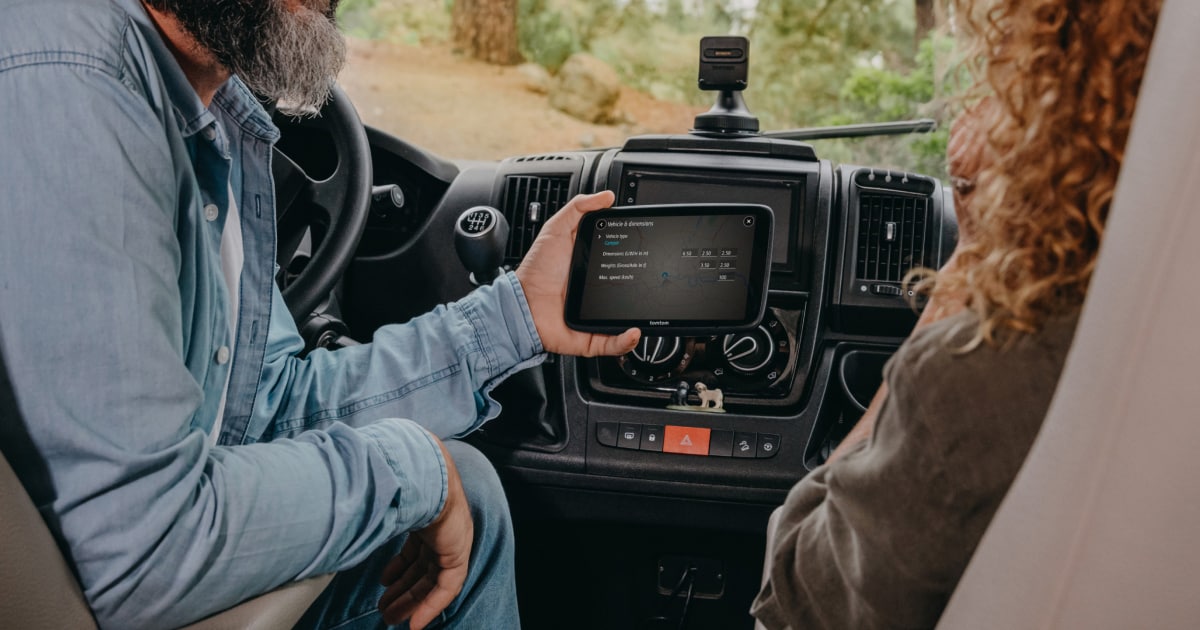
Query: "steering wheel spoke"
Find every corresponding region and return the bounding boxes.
[270,86,373,321]
[271,150,312,225]
[310,175,349,224]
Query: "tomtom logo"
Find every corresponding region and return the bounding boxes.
[648,320,670,326]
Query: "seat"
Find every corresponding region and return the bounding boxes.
[937,0,1200,627]
[0,336,333,629]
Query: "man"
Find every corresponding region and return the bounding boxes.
[0,0,638,628]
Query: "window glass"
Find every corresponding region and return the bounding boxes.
[337,0,963,177]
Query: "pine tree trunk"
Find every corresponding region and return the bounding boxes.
[451,0,522,65]
[915,0,936,44]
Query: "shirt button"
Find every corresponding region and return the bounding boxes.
[204,203,219,222]
[215,346,230,365]
[203,126,216,141]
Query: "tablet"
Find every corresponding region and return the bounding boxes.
[564,204,774,335]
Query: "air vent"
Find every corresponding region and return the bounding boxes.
[855,191,933,283]
[501,175,571,262]
[513,154,576,163]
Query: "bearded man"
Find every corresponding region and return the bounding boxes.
[0,1,638,628]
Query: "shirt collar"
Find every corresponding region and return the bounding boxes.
[116,0,278,142]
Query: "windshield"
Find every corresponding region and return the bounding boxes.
[336,0,961,178]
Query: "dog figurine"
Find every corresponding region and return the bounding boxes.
[694,382,724,410]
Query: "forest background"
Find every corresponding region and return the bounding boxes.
[334,0,963,177]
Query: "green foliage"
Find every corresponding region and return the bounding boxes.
[338,0,449,44]
[832,35,954,122]
[517,0,627,71]
[747,0,917,129]
[337,0,378,16]
[336,0,382,38]
[518,0,580,70]
[810,35,959,177]
[589,24,710,105]
[345,0,970,178]
[514,0,964,177]
[586,0,735,106]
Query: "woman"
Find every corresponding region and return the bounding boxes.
[751,0,1163,627]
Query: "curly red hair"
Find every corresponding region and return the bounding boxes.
[921,0,1162,346]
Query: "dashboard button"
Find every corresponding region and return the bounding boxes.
[757,434,781,458]
[596,422,619,447]
[733,432,758,458]
[641,425,664,452]
[617,423,642,450]
[663,425,710,456]
[708,430,734,457]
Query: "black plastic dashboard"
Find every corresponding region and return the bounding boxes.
[339,125,957,533]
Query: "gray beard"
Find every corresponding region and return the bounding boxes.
[147,0,347,112]
[238,4,347,112]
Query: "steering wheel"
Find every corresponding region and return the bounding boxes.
[270,85,373,322]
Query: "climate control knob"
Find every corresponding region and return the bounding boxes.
[631,336,683,366]
[721,326,775,375]
[618,336,693,384]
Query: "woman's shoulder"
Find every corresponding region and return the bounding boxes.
[881,308,1082,453]
[866,308,1082,497]
[890,309,1081,388]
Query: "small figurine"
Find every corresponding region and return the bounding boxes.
[665,381,726,413]
[694,382,725,411]
[671,380,690,407]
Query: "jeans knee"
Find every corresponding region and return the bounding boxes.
[442,440,513,554]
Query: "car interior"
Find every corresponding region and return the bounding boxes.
[0,0,1195,628]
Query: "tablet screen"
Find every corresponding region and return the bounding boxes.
[565,204,773,334]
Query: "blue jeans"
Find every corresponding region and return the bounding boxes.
[297,441,519,629]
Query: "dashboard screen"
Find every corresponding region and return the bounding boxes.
[565,204,773,334]
[623,170,799,267]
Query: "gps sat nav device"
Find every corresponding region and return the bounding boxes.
[565,204,774,335]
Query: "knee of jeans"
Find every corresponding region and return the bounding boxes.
[442,440,513,543]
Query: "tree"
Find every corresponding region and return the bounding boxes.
[915,0,936,44]
[748,0,916,127]
[452,0,521,65]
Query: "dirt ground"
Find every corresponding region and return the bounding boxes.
[338,37,707,160]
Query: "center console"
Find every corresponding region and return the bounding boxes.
[583,135,827,413]
[440,120,959,502]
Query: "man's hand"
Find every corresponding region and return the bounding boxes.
[515,190,641,357]
[378,438,473,629]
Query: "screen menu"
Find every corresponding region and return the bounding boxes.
[577,212,760,322]
[630,174,796,266]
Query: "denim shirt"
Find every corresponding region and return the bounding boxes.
[0,0,545,627]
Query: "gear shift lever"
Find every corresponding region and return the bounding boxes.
[454,206,509,285]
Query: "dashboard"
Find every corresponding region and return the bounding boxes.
[335,125,957,533]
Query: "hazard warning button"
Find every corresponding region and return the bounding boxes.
[663,425,711,456]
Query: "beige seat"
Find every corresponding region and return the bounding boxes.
[0,346,332,628]
[938,0,1200,627]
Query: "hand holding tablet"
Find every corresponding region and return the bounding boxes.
[564,204,774,335]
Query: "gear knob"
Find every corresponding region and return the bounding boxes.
[454,206,509,285]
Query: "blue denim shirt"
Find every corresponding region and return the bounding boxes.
[0,0,545,627]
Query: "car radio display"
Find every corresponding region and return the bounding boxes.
[621,169,800,267]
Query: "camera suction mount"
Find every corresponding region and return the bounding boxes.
[692,36,759,136]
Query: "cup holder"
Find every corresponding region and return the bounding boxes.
[804,347,895,469]
[837,350,891,412]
